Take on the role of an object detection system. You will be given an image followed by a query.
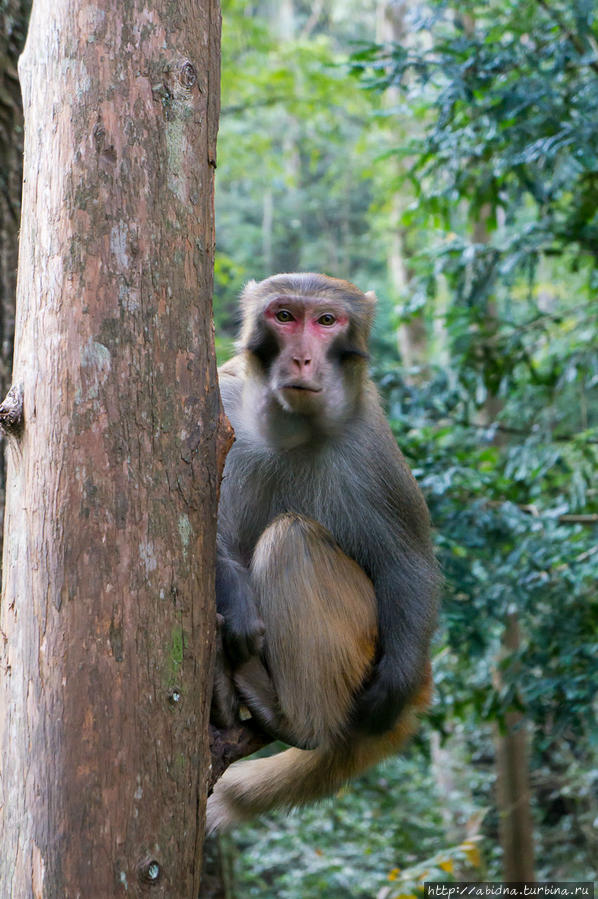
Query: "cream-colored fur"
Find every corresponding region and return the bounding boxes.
[207,514,432,833]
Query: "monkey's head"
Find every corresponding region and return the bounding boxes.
[238,273,376,430]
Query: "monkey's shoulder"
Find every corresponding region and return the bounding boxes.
[344,397,432,534]
[218,356,253,436]
[349,390,413,477]
[218,356,245,400]
[218,354,246,380]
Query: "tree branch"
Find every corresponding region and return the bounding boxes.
[487,500,598,526]
[208,721,271,791]
[0,383,23,437]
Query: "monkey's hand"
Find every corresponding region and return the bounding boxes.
[351,659,416,735]
[221,602,266,664]
[216,551,266,663]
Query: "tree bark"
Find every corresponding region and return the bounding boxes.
[0,0,223,895]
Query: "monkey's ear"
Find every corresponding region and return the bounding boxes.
[363,290,377,337]
[238,279,260,350]
[241,279,258,300]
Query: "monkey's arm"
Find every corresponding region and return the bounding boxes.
[216,540,265,663]
[352,549,438,734]
[216,362,267,663]
[347,416,439,735]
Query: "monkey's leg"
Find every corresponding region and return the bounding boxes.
[206,518,430,833]
[240,512,378,750]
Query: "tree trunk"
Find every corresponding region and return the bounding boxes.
[262,188,273,274]
[472,203,536,883]
[377,1,429,380]
[0,0,223,895]
[201,834,237,899]
[494,615,536,881]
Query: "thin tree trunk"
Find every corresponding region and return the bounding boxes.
[393,223,428,376]
[201,834,237,899]
[262,188,273,274]
[494,615,536,881]
[277,0,295,41]
[378,0,429,379]
[472,203,536,883]
[0,0,223,895]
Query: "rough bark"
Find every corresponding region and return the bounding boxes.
[0,0,223,895]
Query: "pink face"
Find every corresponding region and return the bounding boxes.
[263,296,350,395]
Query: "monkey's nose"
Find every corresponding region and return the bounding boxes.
[292,356,312,372]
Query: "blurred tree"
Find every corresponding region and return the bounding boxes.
[377,0,430,380]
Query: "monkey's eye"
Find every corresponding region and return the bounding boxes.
[318,313,336,326]
[275,309,295,323]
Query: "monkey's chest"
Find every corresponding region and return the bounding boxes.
[229,449,359,565]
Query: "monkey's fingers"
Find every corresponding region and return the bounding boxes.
[222,614,266,664]
[211,622,239,729]
[234,659,319,751]
[351,668,407,735]
[352,658,433,735]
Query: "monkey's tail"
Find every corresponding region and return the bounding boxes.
[206,704,422,834]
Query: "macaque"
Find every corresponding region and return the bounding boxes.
[208,272,439,833]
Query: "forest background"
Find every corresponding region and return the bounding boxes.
[212,0,598,896]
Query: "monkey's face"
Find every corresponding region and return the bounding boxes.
[239,275,375,440]
[255,296,360,421]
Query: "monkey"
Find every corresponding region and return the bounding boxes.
[207,272,439,833]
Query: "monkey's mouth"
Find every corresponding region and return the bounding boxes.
[280,383,322,394]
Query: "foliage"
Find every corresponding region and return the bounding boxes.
[351,0,598,744]
[215,0,391,355]
[351,0,598,271]
[377,359,598,746]
[230,743,485,898]
[356,0,598,878]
